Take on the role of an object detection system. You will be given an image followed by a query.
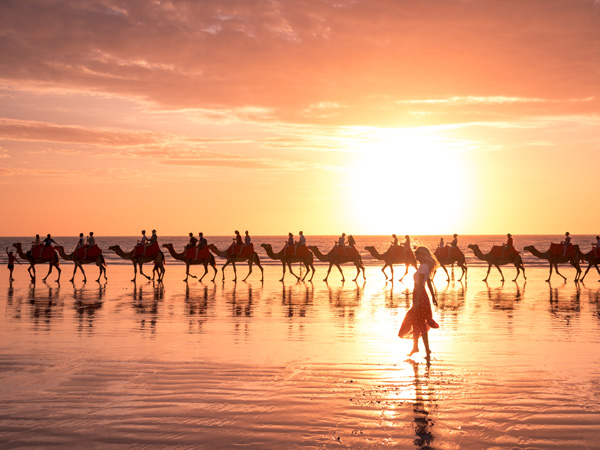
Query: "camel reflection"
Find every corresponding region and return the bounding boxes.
[408,359,436,449]
[73,282,105,331]
[184,281,216,333]
[326,281,365,326]
[27,281,62,331]
[132,280,164,333]
[548,281,581,325]
[435,280,466,314]
[382,282,411,310]
[479,281,525,311]
[225,282,255,317]
[281,281,313,318]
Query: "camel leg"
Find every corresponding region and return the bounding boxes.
[440,264,450,282]
[131,261,138,282]
[28,264,36,281]
[308,264,315,282]
[399,264,410,282]
[512,264,520,282]
[323,263,333,282]
[79,265,87,283]
[381,264,389,280]
[70,265,78,283]
[256,256,264,282]
[336,264,345,282]
[494,264,505,282]
[43,264,53,282]
[554,263,567,282]
[287,262,300,281]
[581,264,592,281]
[459,264,467,282]
[138,263,151,281]
[243,260,253,282]
[574,264,581,282]
[221,261,230,281]
[483,264,492,282]
[211,262,218,282]
[54,263,61,283]
[280,262,287,282]
[353,263,360,282]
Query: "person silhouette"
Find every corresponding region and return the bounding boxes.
[562,232,571,257]
[392,234,399,246]
[398,246,439,357]
[196,232,208,259]
[6,247,21,281]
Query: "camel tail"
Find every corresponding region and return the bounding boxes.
[100,254,107,268]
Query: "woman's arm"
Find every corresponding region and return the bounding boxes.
[427,278,437,306]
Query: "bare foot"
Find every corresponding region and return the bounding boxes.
[408,348,419,356]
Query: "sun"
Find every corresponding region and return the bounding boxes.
[343,127,472,235]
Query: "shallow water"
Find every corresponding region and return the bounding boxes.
[1,261,600,449]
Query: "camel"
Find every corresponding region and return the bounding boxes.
[523,245,583,282]
[433,246,467,282]
[468,244,526,282]
[54,245,107,283]
[207,244,264,282]
[581,249,600,282]
[162,243,218,282]
[364,245,417,281]
[108,244,165,282]
[307,245,365,282]
[12,243,61,282]
[260,243,316,282]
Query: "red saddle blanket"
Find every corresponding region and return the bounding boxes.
[282,244,310,258]
[226,243,254,257]
[185,246,210,260]
[74,244,102,259]
[434,246,461,260]
[388,245,410,259]
[133,241,159,257]
[332,245,360,259]
[548,243,578,258]
[489,245,519,258]
[31,245,57,259]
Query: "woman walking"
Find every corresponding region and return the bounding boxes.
[398,246,439,357]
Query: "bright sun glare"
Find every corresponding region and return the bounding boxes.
[344,127,471,235]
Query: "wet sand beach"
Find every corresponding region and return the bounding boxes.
[1,262,600,449]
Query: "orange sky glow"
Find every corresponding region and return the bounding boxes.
[1,0,600,236]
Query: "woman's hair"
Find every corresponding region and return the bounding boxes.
[415,246,439,276]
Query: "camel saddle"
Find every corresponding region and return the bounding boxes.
[185,246,210,260]
[31,245,57,260]
[332,245,359,259]
[434,246,461,260]
[489,245,519,258]
[282,244,310,258]
[548,243,578,258]
[133,241,159,257]
[74,244,102,259]
[226,243,254,257]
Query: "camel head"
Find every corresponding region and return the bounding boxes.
[523,245,534,252]
[162,243,174,249]
[108,245,120,252]
[12,243,21,250]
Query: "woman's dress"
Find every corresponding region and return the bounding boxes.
[398,263,439,339]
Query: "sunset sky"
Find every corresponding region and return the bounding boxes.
[1,0,600,236]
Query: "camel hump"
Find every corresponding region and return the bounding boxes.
[186,246,210,260]
[32,244,57,260]
[331,245,359,258]
[434,246,461,259]
[227,243,254,257]
[74,244,102,259]
[549,243,577,257]
[283,244,309,257]
[489,245,518,258]
[134,241,159,257]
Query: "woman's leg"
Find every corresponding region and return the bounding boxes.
[409,334,419,355]
[422,331,431,356]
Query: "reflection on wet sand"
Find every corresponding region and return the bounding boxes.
[326,281,365,326]
[548,281,581,325]
[280,281,314,318]
[73,282,105,331]
[408,359,436,449]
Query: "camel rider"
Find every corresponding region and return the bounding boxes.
[186,232,198,250]
[76,233,85,250]
[28,234,41,257]
[196,232,207,259]
[593,235,600,257]
[448,233,458,258]
[439,237,444,248]
[336,233,347,256]
[392,234,398,246]
[297,231,306,253]
[143,229,157,256]
[285,233,295,255]
[348,235,356,247]
[502,233,514,258]
[562,232,571,256]
[241,230,252,254]
[43,234,57,247]
[233,230,243,254]
[85,232,95,259]
[138,230,148,247]
[404,235,411,258]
